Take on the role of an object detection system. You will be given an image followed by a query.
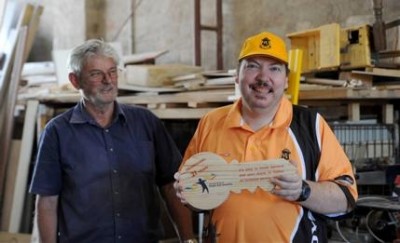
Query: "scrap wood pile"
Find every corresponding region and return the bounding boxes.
[0,0,43,238]
[18,49,238,111]
[119,59,236,93]
[116,59,237,112]
[287,23,400,91]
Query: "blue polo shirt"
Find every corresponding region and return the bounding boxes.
[29,101,182,243]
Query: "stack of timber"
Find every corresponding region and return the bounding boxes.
[0,0,43,238]
[288,22,400,123]
[118,88,235,119]
[288,22,400,89]
[17,61,58,100]
[121,63,236,92]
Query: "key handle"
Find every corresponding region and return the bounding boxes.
[178,152,297,210]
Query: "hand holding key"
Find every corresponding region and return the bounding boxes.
[177,152,297,210]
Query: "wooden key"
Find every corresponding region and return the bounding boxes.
[178,152,297,210]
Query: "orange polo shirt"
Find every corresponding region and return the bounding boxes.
[182,97,358,243]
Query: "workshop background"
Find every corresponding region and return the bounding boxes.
[1,0,400,242]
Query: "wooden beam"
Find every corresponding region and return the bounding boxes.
[0,27,28,214]
[23,4,43,62]
[85,0,106,39]
[0,140,21,232]
[150,108,213,119]
[347,103,360,121]
[0,0,6,29]
[1,100,39,232]
[382,104,394,124]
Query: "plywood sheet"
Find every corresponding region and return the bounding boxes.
[1,100,39,232]
[124,64,203,87]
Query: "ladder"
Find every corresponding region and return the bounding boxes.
[194,0,223,70]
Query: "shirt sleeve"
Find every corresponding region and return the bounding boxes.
[29,122,63,196]
[317,115,358,202]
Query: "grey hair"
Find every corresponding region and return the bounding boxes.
[67,39,120,75]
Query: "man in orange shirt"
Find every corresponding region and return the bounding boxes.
[175,32,358,242]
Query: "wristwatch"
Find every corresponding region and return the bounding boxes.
[296,180,311,202]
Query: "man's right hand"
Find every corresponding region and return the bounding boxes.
[173,172,188,204]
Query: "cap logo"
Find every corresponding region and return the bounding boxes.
[260,37,271,49]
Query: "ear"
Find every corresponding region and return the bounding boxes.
[235,75,239,84]
[284,76,289,89]
[69,72,80,90]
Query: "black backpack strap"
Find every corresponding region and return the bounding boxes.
[290,105,328,242]
[290,105,321,181]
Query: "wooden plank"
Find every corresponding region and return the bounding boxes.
[22,61,55,76]
[23,4,44,62]
[16,3,35,27]
[319,24,341,70]
[205,76,235,86]
[0,232,31,243]
[0,2,40,128]
[118,82,184,93]
[0,27,28,213]
[352,68,400,78]
[383,104,394,124]
[85,0,106,39]
[117,89,235,105]
[0,0,6,29]
[124,64,204,87]
[370,68,400,78]
[122,50,168,65]
[299,88,400,100]
[1,100,39,232]
[347,103,360,122]
[0,30,18,130]
[0,140,21,232]
[0,0,19,49]
[288,23,340,72]
[150,108,213,119]
[304,78,347,87]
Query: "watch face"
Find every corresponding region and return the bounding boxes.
[303,181,311,198]
[297,180,311,202]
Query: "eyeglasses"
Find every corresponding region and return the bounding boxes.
[86,69,118,82]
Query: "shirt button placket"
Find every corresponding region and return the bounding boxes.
[104,128,121,239]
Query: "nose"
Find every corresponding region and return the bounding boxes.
[102,72,114,83]
[255,66,271,82]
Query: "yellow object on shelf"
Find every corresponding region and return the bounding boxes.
[287,23,341,73]
[287,49,303,105]
[340,25,372,70]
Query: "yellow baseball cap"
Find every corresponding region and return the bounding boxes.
[238,31,288,63]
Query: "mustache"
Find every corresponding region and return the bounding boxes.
[249,80,271,89]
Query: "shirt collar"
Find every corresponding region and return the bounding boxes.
[224,96,293,130]
[70,100,127,125]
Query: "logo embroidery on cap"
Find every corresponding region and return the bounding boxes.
[260,37,271,49]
